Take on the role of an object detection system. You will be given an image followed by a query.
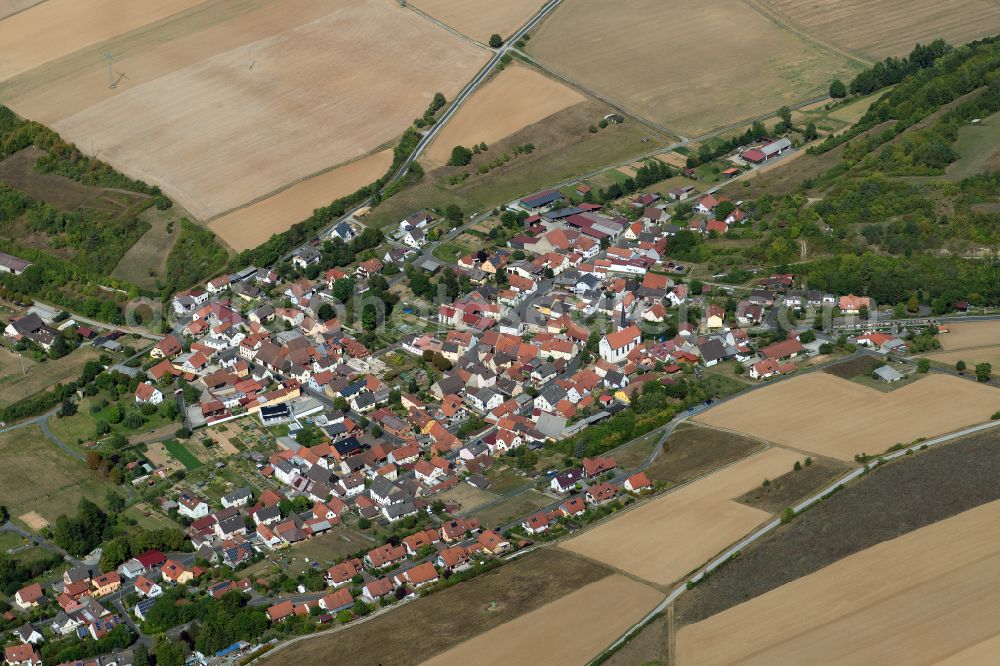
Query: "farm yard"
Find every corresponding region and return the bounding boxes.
[561,447,802,586]
[0,425,106,529]
[756,0,1000,59]
[408,0,544,42]
[423,575,663,666]
[526,0,862,136]
[260,548,613,666]
[209,150,393,251]
[695,373,1000,461]
[677,499,1000,665]
[424,64,585,167]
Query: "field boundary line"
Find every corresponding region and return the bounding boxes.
[512,49,681,140]
[589,417,1000,665]
[404,3,491,50]
[741,0,874,67]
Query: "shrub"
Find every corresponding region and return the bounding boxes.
[447,145,473,167]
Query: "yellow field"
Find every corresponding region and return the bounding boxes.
[0,0,204,80]
[924,347,1000,373]
[758,0,1000,59]
[425,64,585,167]
[422,575,663,666]
[695,373,1000,461]
[44,1,486,219]
[209,150,393,251]
[409,0,543,41]
[677,499,1000,665]
[528,0,860,136]
[0,0,42,21]
[937,321,1000,351]
[1,0,487,223]
[561,448,801,586]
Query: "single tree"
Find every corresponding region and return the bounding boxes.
[829,79,847,98]
[447,145,473,166]
[489,33,503,48]
[956,360,967,373]
[917,358,930,373]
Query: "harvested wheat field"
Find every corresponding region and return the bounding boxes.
[677,499,1000,666]
[757,0,1000,59]
[210,150,393,251]
[528,0,860,136]
[409,0,543,42]
[424,64,584,167]
[924,347,1000,374]
[562,448,801,586]
[937,321,1000,351]
[423,575,662,666]
[0,0,205,81]
[0,0,339,124]
[11,0,487,220]
[0,0,42,21]
[696,373,1000,461]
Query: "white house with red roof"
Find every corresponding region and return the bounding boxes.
[599,325,642,364]
[134,382,163,405]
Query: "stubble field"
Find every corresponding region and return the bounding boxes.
[209,149,393,251]
[757,0,1000,59]
[561,447,801,586]
[694,373,1000,461]
[423,575,663,666]
[424,64,585,167]
[527,0,861,136]
[260,548,613,666]
[0,0,204,80]
[677,499,1000,665]
[937,321,1000,350]
[409,0,543,42]
[45,1,486,220]
[0,0,42,21]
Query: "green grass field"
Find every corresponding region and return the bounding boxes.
[163,439,203,470]
[432,242,467,263]
[0,425,108,528]
[945,112,1000,179]
[0,345,102,409]
[0,531,26,551]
